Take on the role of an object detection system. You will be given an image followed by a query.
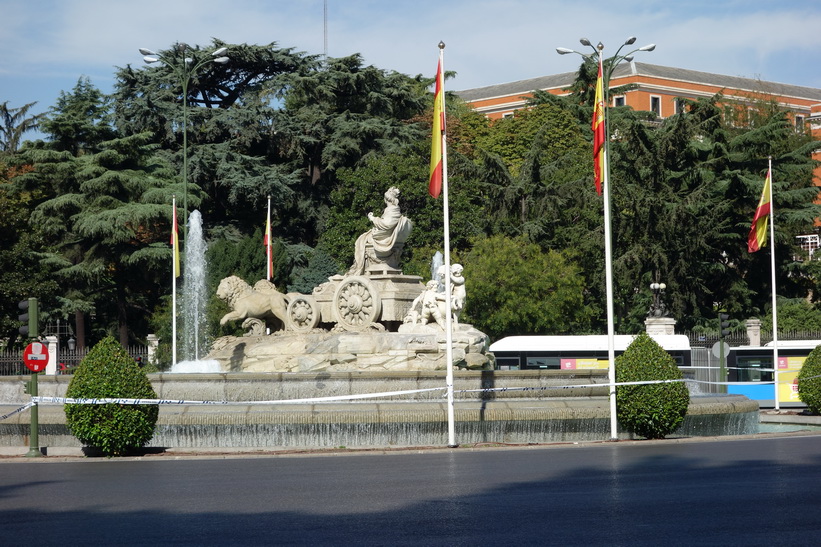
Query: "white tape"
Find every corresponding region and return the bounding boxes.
[0,402,33,420]
[30,386,446,407]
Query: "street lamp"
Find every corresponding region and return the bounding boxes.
[556,36,655,92]
[138,43,229,241]
[649,282,668,317]
[556,36,654,441]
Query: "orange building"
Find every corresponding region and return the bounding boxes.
[458,61,821,247]
[457,61,821,127]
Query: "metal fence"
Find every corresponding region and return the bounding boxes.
[0,345,149,376]
[684,329,821,348]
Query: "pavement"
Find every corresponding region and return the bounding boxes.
[1,410,819,460]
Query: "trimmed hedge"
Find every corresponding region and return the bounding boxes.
[615,333,690,439]
[797,345,821,414]
[64,336,159,456]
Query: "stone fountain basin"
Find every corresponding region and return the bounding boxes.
[0,371,759,448]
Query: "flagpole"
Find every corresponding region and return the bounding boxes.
[599,47,619,441]
[171,196,178,369]
[768,157,780,410]
[436,42,457,448]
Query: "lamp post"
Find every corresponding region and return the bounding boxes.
[649,282,667,317]
[556,37,655,91]
[556,37,654,441]
[138,43,229,241]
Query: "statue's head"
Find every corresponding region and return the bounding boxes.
[451,263,464,276]
[385,187,400,205]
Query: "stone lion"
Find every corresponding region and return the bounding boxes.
[217,276,289,335]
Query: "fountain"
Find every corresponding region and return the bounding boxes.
[146,187,758,446]
[171,210,219,373]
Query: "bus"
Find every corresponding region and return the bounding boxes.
[727,340,821,407]
[489,335,692,370]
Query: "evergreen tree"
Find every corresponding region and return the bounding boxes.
[27,131,176,346]
[0,101,45,154]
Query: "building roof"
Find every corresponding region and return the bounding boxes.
[456,62,821,104]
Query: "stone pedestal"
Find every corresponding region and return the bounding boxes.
[205,324,493,373]
[746,318,761,346]
[645,317,676,335]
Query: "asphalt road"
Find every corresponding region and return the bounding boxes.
[2,435,820,545]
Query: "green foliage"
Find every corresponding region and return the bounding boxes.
[320,149,484,269]
[464,235,591,339]
[0,101,45,154]
[615,333,690,439]
[287,245,341,293]
[797,345,821,414]
[761,299,821,332]
[4,38,821,348]
[64,336,158,456]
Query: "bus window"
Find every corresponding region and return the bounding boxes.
[526,357,560,369]
[736,356,772,382]
[496,357,520,370]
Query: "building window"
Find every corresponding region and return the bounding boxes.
[502,112,515,119]
[795,115,805,132]
[650,96,661,116]
[613,96,625,107]
[674,98,687,115]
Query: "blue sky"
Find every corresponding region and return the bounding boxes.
[2,0,821,123]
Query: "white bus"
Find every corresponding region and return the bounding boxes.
[489,335,692,370]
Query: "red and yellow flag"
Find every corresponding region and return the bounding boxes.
[171,203,180,278]
[592,60,605,196]
[429,58,444,198]
[748,168,772,253]
[264,213,273,280]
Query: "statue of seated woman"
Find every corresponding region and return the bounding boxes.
[347,187,413,276]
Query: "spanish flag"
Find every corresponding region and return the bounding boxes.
[429,57,444,198]
[171,202,180,277]
[748,168,772,253]
[264,209,273,280]
[591,59,605,196]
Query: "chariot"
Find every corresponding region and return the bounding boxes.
[285,270,424,333]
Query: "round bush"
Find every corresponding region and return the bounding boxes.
[65,336,159,456]
[615,333,690,439]
[797,345,821,413]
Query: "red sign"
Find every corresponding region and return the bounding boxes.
[23,342,49,372]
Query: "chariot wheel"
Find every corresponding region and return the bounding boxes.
[286,294,321,332]
[333,276,382,331]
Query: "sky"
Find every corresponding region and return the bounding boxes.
[2,0,821,123]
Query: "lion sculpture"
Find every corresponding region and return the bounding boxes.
[217,276,289,336]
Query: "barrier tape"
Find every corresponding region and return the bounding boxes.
[0,402,33,420]
[30,386,446,407]
[2,373,820,421]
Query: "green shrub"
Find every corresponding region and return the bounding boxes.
[64,336,159,456]
[797,345,821,413]
[615,333,690,439]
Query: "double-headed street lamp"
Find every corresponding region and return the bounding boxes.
[557,37,655,92]
[138,43,229,241]
[556,36,654,441]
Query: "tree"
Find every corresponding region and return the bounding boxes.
[463,235,591,340]
[0,162,58,346]
[40,78,115,155]
[319,147,485,272]
[114,41,310,236]
[28,132,176,346]
[65,336,159,456]
[0,101,45,154]
[615,332,689,439]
